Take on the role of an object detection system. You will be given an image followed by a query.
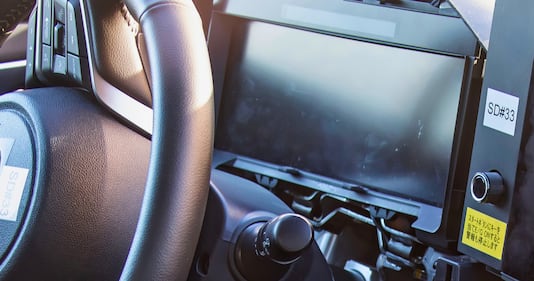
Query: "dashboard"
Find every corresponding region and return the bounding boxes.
[4,0,534,280]
[210,0,481,248]
[205,0,533,280]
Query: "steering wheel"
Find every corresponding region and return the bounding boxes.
[119,0,214,279]
[0,0,214,280]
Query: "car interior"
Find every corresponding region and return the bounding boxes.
[0,0,533,280]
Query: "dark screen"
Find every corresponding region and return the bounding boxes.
[215,21,466,205]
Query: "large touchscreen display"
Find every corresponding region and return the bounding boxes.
[215,21,466,205]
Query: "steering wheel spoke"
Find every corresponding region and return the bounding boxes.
[0,0,213,280]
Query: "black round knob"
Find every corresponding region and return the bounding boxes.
[471,171,505,204]
[255,213,314,264]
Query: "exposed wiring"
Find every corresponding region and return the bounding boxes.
[379,218,422,244]
[311,207,375,228]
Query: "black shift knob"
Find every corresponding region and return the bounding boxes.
[255,213,314,264]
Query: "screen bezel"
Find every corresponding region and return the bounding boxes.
[208,12,479,235]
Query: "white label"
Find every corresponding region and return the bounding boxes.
[483,88,520,136]
[0,166,29,222]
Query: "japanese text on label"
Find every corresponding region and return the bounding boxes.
[461,207,507,260]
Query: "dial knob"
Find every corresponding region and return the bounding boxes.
[234,214,314,281]
[255,213,314,264]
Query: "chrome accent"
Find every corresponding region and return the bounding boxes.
[91,70,153,134]
[0,60,26,71]
[79,0,153,135]
[470,171,505,204]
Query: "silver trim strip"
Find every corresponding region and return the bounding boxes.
[0,60,26,70]
[79,0,153,135]
[92,70,153,134]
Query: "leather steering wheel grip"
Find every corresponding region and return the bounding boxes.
[119,0,214,280]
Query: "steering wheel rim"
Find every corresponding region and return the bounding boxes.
[118,0,214,280]
[0,0,212,279]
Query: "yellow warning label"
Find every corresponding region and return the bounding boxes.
[461,207,507,260]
